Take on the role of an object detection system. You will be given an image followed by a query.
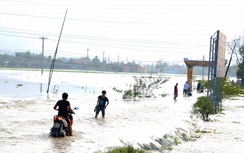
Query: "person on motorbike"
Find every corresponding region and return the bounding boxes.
[53,92,74,136]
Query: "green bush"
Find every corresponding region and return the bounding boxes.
[193,96,214,121]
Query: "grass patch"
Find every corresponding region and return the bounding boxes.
[106,142,146,153]
[195,129,201,133]
[161,93,168,97]
[106,145,145,153]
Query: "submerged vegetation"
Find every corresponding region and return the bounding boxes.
[106,128,197,153]
[113,76,169,99]
[105,140,146,153]
[106,145,145,153]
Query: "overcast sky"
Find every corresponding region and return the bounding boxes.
[0,0,244,64]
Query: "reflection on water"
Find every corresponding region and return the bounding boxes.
[49,137,72,153]
[0,70,244,153]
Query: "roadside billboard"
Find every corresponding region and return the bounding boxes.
[216,31,226,78]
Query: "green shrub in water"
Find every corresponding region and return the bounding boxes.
[122,89,133,99]
[113,76,169,99]
[193,96,214,121]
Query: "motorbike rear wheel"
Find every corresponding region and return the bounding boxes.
[59,130,66,137]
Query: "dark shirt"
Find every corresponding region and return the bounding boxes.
[174,85,178,94]
[55,100,70,117]
[98,96,109,107]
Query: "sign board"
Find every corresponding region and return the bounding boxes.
[216,31,226,77]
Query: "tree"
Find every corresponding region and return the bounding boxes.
[226,36,244,77]
[0,53,13,66]
[91,56,100,70]
[235,33,244,84]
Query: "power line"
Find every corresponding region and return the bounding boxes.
[0,31,208,57]
[0,11,213,28]
[0,0,134,10]
[0,27,208,48]
[0,12,62,20]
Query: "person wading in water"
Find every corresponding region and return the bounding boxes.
[95,90,109,118]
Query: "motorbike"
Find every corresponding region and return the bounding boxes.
[50,107,79,137]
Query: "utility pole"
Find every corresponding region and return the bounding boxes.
[39,37,47,92]
[39,37,48,75]
[86,47,89,73]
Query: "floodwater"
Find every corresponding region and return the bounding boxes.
[0,70,243,153]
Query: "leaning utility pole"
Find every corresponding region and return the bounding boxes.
[46,9,68,96]
[39,37,47,92]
